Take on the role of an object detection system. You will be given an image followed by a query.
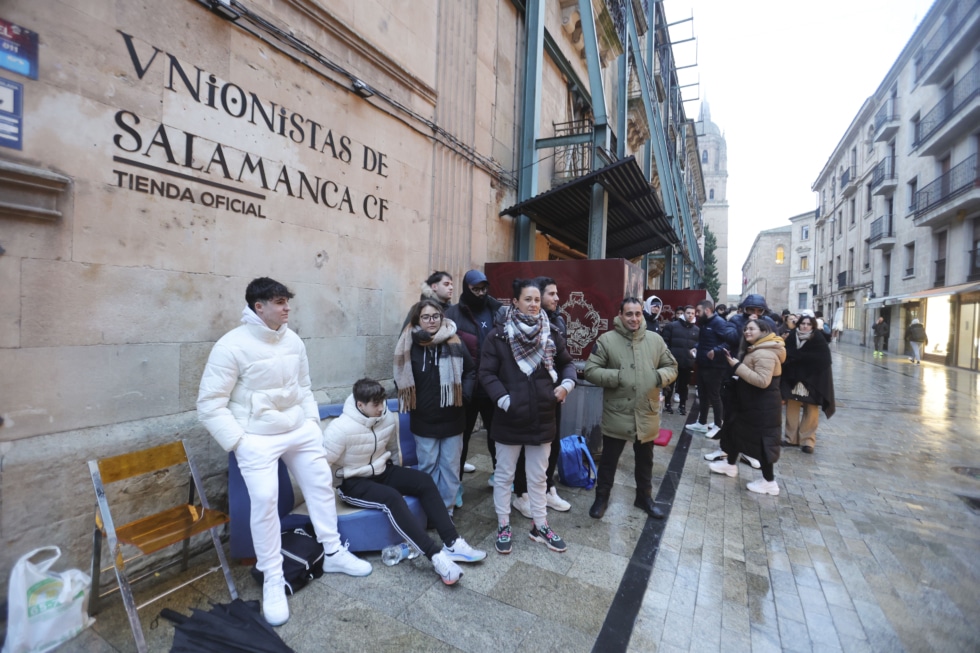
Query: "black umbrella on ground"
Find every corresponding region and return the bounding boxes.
[161,599,295,653]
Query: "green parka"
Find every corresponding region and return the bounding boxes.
[584,316,678,443]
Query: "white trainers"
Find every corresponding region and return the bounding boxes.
[673,393,680,403]
[262,576,289,626]
[546,486,571,512]
[512,493,533,519]
[443,537,487,563]
[739,453,761,469]
[703,448,728,461]
[708,460,739,477]
[705,424,721,438]
[463,462,476,473]
[688,422,710,432]
[431,550,463,585]
[322,544,372,577]
[746,478,780,495]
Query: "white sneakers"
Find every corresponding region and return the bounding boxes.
[546,486,571,511]
[512,493,532,518]
[703,448,728,461]
[746,478,780,495]
[262,576,289,626]
[322,545,372,577]
[739,453,761,469]
[431,550,463,585]
[442,537,487,563]
[688,422,711,432]
[463,462,476,473]
[708,460,739,477]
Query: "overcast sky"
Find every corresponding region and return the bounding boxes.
[663,0,937,292]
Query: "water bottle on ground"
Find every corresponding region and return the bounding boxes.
[381,542,420,566]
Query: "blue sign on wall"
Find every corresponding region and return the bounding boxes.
[0,76,23,150]
[0,18,39,80]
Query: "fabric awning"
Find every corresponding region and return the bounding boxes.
[499,156,678,259]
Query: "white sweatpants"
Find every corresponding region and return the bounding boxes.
[234,420,341,578]
[494,442,550,526]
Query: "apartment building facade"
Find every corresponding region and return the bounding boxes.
[741,225,792,312]
[811,0,980,365]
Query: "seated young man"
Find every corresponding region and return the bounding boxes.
[324,378,486,585]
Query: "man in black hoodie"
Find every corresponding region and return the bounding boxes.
[445,270,502,503]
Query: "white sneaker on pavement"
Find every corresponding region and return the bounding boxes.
[512,493,532,519]
[431,550,463,585]
[703,448,727,461]
[463,462,476,473]
[739,453,761,469]
[443,537,487,563]
[705,424,721,438]
[322,544,372,576]
[673,393,680,403]
[546,486,571,511]
[262,576,289,626]
[746,478,780,495]
[688,422,710,432]
[708,460,739,477]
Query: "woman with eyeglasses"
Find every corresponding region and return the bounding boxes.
[394,299,475,512]
[781,315,835,454]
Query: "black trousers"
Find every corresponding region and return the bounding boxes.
[339,464,457,559]
[595,435,654,496]
[664,367,693,407]
[461,394,496,476]
[727,448,774,482]
[697,367,727,427]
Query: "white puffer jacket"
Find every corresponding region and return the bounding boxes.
[324,394,401,482]
[197,307,319,452]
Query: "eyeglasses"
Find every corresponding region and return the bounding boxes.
[419,314,442,323]
[469,285,488,295]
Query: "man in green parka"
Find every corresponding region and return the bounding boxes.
[584,297,678,520]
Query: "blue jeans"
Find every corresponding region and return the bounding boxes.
[413,434,463,509]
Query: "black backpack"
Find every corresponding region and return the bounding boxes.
[250,525,324,595]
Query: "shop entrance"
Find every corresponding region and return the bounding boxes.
[956,302,980,370]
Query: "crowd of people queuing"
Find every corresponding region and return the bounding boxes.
[196,272,854,626]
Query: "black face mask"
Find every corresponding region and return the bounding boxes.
[462,288,488,310]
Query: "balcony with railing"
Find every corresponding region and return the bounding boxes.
[915,60,980,156]
[874,99,899,142]
[840,166,858,197]
[934,257,947,287]
[551,119,594,186]
[919,0,980,86]
[871,156,897,196]
[969,247,980,282]
[913,153,980,228]
[869,214,896,250]
[837,270,852,290]
[904,266,915,278]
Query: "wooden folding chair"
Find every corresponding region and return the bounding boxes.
[88,440,238,653]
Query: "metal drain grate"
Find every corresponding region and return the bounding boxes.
[952,467,980,481]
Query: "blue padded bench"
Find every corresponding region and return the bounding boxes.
[228,398,426,558]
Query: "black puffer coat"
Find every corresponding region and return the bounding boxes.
[728,334,785,464]
[661,317,699,370]
[409,343,475,438]
[478,327,576,446]
[781,331,836,417]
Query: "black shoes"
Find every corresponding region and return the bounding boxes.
[589,493,609,519]
[801,445,814,454]
[678,404,686,415]
[663,405,674,414]
[634,495,665,519]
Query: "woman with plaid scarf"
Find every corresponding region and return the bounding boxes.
[394,299,475,512]
[479,279,576,555]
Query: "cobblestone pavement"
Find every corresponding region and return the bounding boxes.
[47,344,980,652]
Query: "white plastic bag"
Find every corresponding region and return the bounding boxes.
[2,547,95,653]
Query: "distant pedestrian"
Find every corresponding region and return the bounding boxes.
[708,319,786,496]
[394,299,475,513]
[907,319,927,364]
[643,295,664,333]
[660,305,698,416]
[781,315,836,454]
[872,317,889,357]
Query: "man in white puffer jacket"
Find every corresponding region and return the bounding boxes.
[197,277,371,628]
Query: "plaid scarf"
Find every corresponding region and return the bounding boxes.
[393,319,466,412]
[503,307,557,382]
